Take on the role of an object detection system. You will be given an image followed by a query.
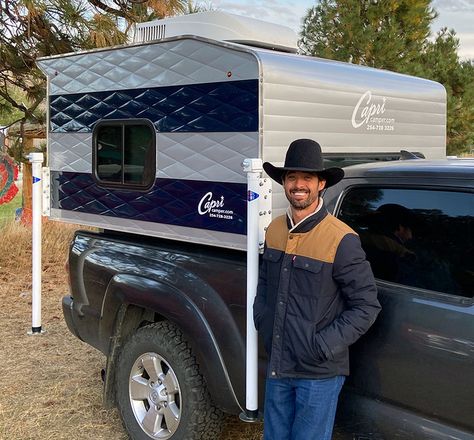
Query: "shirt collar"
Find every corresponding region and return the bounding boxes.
[286,197,324,232]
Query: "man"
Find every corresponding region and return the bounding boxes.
[254,139,381,440]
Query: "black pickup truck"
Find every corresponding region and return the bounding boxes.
[62,159,474,440]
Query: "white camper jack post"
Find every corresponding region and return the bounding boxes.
[27,151,44,335]
[241,158,272,422]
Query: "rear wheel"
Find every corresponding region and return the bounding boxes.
[116,321,223,440]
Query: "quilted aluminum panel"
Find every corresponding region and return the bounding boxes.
[49,80,258,133]
[49,132,258,183]
[38,39,259,96]
[49,132,92,172]
[50,208,246,250]
[51,171,247,235]
[157,132,258,183]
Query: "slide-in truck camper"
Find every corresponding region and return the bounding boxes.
[38,11,447,250]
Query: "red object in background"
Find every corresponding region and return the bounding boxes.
[0,154,19,205]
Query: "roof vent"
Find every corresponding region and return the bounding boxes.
[133,11,297,53]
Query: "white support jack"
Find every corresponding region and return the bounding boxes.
[27,152,45,335]
[240,158,272,422]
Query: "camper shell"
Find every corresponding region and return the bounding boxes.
[38,13,447,250]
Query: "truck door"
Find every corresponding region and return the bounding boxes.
[334,185,474,436]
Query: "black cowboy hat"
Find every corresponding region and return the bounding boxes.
[263,139,344,188]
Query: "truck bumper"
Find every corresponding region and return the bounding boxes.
[62,295,82,340]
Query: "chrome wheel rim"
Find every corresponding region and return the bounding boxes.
[129,352,181,439]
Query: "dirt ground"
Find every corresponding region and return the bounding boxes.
[0,221,263,440]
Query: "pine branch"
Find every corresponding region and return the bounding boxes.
[88,0,130,20]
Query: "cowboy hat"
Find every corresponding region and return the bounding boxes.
[263,139,344,187]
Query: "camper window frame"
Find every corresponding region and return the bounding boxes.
[92,119,156,191]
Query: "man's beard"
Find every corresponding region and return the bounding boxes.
[286,190,318,210]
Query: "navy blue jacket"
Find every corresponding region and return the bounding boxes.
[253,206,380,379]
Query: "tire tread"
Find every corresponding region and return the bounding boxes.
[116,321,223,440]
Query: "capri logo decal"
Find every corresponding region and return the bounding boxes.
[198,192,234,220]
[351,91,395,132]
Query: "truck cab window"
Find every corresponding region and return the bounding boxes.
[94,120,155,189]
[337,188,473,298]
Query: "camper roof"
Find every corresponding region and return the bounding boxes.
[132,11,298,53]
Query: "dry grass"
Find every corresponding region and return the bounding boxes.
[0,220,263,440]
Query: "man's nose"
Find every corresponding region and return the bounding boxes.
[293,178,307,187]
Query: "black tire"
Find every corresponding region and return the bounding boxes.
[116,321,223,440]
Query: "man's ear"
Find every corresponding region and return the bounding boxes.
[318,179,326,191]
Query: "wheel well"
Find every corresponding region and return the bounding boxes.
[116,304,168,337]
[103,304,162,408]
[104,302,240,414]
[104,305,199,405]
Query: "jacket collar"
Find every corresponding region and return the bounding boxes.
[286,198,328,233]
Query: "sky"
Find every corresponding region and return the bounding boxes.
[212,0,474,60]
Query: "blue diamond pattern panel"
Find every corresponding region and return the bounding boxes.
[50,79,258,133]
[52,171,247,235]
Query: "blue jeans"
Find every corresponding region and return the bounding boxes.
[263,375,345,440]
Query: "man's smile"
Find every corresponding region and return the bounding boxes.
[290,190,309,199]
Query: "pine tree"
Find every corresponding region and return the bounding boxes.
[300,0,437,70]
[411,29,474,156]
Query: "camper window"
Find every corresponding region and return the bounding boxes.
[93,119,155,190]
